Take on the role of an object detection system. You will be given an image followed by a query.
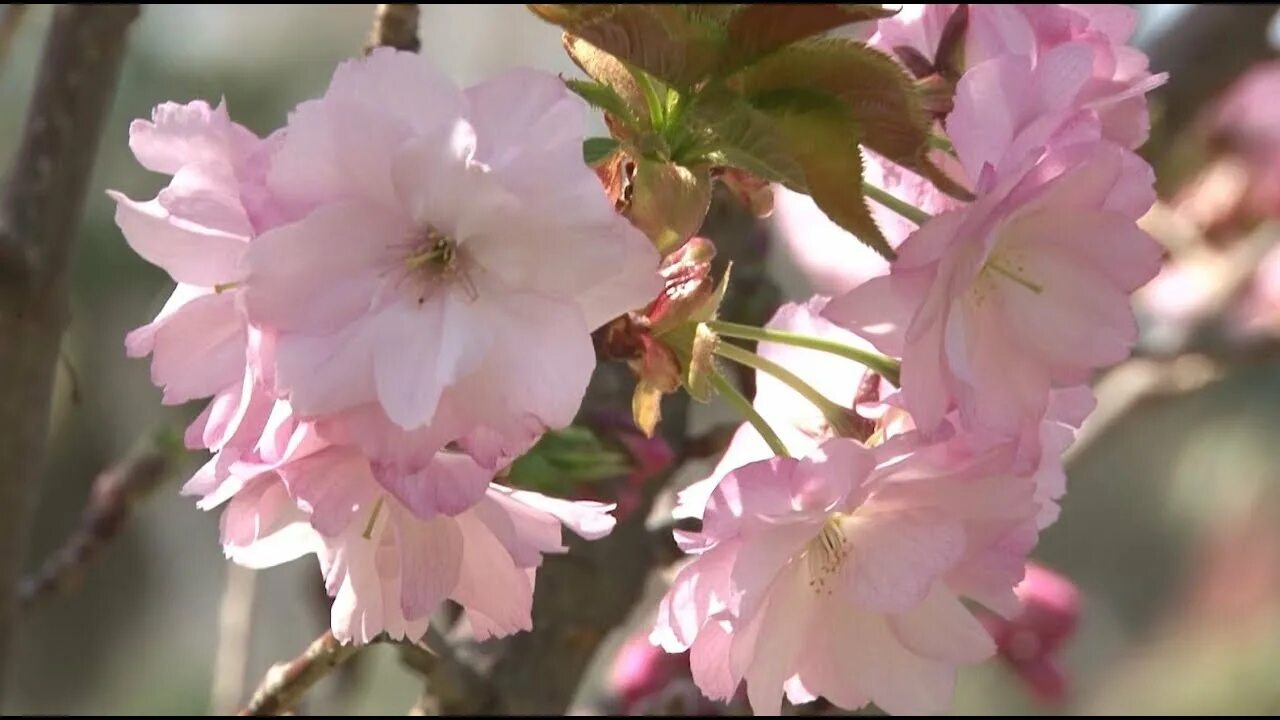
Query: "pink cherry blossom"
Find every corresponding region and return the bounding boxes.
[241,49,660,467]
[654,438,1040,715]
[824,141,1161,440]
[873,4,1165,151]
[673,298,883,521]
[609,626,724,715]
[978,562,1081,703]
[218,442,616,644]
[110,100,278,409]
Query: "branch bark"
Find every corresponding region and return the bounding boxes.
[365,4,420,54]
[0,4,29,76]
[19,439,175,608]
[239,631,359,717]
[0,3,139,681]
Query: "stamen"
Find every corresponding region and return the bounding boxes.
[404,229,457,272]
[805,513,850,595]
[984,259,1043,294]
[362,496,386,540]
[213,281,241,295]
[401,226,478,303]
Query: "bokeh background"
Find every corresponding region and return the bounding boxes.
[3,4,1280,715]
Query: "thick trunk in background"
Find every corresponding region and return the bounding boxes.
[0,4,139,695]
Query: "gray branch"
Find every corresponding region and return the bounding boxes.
[0,4,140,682]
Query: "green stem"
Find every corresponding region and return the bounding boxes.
[709,370,789,457]
[862,182,932,226]
[631,66,666,132]
[706,320,901,387]
[715,342,856,436]
[928,132,956,156]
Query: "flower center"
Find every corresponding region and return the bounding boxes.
[806,512,851,595]
[970,247,1042,307]
[401,226,478,303]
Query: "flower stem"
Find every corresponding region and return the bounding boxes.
[862,182,933,226]
[709,370,789,457]
[715,341,857,436]
[706,320,901,387]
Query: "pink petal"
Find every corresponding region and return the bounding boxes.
[842,512,965,612]
[110,192,246,286]
[888,583,996,663]
[376,450,492,520]
[394,510,463,619]
[243,201,402,336]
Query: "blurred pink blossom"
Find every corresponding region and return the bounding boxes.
[979,562,1081,703]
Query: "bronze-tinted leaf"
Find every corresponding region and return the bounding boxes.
[736,38,939,192]
[627,157,713,253]
[721,4,896,71]
[629,336,682,437]
[750,87,893,258]
[530,4,721,88]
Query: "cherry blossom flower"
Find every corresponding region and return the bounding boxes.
[673,299,881,521]
[217,441,616,644]
[110,100,281,425]
[824,141,1161,441]
[242,49,660,466]
[873,4,1165,151]
[654,438,1040,715]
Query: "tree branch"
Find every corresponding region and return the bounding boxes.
[19,437,176,608]
[211,564,259,714]
[397,632,495,715]
[0,4,29,76]
[239,631,360,717]
[364,4,420,54]
[0,3,139,679]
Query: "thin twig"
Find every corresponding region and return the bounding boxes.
[211,563,259,714]
[19,437,174,608]
[0,3,140,675]
[239,631,360,717]
[364,4,420,54]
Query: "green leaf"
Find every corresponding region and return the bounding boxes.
[564,79,644,137]
[583,137,621,166]
[720,4,896,72]
[504,425,635,492]
[749,87,893,258]
[685,85,805,186]
[563,33,652,130]
[735,38,966,198]
[529,4,722,88]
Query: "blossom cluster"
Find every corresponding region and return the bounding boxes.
[654,4,1165,714]
[113,50,661,643]
[114,4,1165,715]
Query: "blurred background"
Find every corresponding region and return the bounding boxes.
[3,3,1280,715]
